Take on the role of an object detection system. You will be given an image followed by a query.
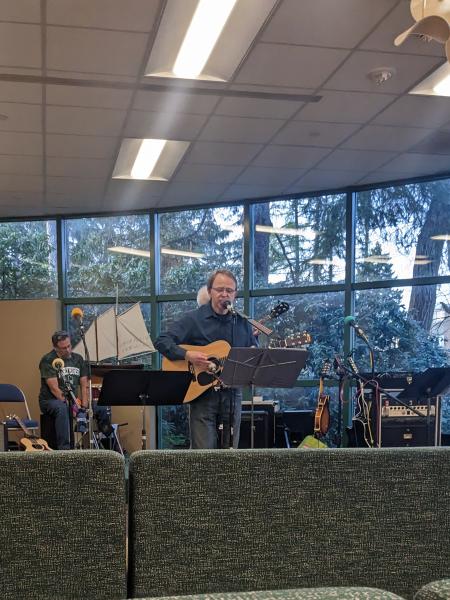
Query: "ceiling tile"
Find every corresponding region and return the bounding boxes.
[272,121,360,146]
[47,0,160,32]
[0,23,41,68]
[160,182,228,205]
[0,174,43,192]
[46,176,106,195]
[173,164,243,184]
[360,2,445,56]
[356,170,418,185]
[235,44,349,88]
[0,1,40,22]
[0,131,42,156]
[262,0,397,48]
[0,155,41,176]
[215,96,303,119]
[133,90,220,115]
[47,157,112,178]
[0,191,43,206]
[377,152,450,174]
[373,95,450,128]
[297,90,394,123]
[252,145,330,169]
[221,184,285,201]
[124,110,207,140]
[342,124,432,152]
[325,51,442,93]
[0,102,42,132]
[0,82,42,104]
[46,134,118,159]
[46,85,133,109]
[235,166,306,186]
[185,142,262,166]
[45,192,101,212]
[47,26,148,76]
[289,169,368,193]
[105,179,166,207]
[47,106,126,135]
[199,116,283,144]
[316,148,397,171]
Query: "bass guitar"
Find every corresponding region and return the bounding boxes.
[314,360,331,437]
[9,414,52,451]
[347,356,374,447]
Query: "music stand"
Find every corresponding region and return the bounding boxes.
[221,347,308,388]
[220,348,308,449]
[98,370,192,449]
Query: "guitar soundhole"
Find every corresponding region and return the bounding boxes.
[197,371,215,386]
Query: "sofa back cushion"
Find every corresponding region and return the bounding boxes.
[128,447,450,600]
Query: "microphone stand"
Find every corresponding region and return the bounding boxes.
[226,303,272,448]
[79,322,95,450]
[57,373,77,450]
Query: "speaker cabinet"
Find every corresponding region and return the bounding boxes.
[0,422,7,451]
[381,417,439,447]
[238,410,273,448]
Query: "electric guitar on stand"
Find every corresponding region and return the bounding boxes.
[314,360,332,437]
[9,414,51,451]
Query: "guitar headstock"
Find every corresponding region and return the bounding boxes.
[319,359,332,379]
[269,301,289,319]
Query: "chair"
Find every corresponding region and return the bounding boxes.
[0,384,39,447]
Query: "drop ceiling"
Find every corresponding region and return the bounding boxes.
[0,0,449,218]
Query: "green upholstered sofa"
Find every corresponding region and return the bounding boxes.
[1,447,449,600]
[0,450,127,600]
[128,447,450,600]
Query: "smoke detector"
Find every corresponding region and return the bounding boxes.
[367,67,396,85]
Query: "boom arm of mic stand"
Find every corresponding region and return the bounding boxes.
[231,307,273,338]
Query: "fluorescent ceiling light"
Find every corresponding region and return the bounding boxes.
[308,258,334,266]
[360,254,390,264]
[108,246,150,258]
[409,62,450,97]
[173,0,237,79]
[431,234,450,240]
[255,225,318,239]
[112,138,190,181]
[108,246,204,259]
[414,259,432,265]
[161,248,204,258]
[145,0,278,82]
[131,139,167,179]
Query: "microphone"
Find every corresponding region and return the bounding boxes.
[71,307,84,330]
[344,315,369,343]
[223,301,236,315]
[51,357,64,371]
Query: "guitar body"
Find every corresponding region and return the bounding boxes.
[162,340,231,403]
[314,394,330,436]
[20,436,51,452]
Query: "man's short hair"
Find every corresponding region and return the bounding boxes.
[52,330,70,346]
[206,269,238,292]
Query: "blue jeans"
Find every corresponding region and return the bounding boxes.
[39,397,71,450]
[189,388,242,449]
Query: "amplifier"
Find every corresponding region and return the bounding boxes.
[380,396,441,447]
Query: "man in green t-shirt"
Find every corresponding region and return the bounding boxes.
[39,330,88,449]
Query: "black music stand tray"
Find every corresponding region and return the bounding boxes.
[98,370,192,449]
[397,367,450,400]
[220,347,308,388]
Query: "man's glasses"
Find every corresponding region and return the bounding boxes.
[211,287,236,294]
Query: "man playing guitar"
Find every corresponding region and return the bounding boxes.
[155,269,257,449]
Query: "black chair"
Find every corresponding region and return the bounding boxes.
[0,383,39,449]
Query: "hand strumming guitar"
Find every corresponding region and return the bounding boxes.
[185,350,211,370]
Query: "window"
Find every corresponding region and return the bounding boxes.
[0,220,57,299]
[252,195,346,288]
[356,180,450,283]
[159,206,244,294]
[65,215,150,297]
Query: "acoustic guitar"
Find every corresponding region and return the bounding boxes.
[9,413,52,451]
[314,360,331,437]
[162,340,231,403]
